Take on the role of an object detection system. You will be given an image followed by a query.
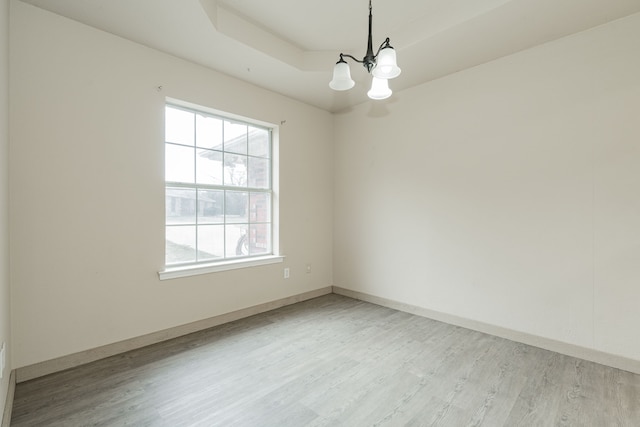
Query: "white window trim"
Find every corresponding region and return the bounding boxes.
[160,97,282,279]
[159,255,285,280]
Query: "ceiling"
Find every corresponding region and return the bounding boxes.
[20,0,640,112]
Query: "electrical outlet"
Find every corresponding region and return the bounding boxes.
[306,264,312,274]
[284,268,290,279]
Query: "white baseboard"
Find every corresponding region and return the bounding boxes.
[16,287,332,383]
[333,286,640,375]
[1,370,16,427]
[16,284,638,384]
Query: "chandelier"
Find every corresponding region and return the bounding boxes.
[329,0,401,100]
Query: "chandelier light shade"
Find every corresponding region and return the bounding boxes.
[372,46,401,79]
[329,59,356,91]
[367,76,392,100]
[329,0,401,100]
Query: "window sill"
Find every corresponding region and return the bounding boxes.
[158,255,285,280]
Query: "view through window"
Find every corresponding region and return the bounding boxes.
[164,103,273,266]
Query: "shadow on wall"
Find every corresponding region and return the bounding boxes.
[366,96,397,118]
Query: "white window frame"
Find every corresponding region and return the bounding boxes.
[159,98,282,280]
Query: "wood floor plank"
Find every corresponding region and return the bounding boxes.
[11,294,640,426]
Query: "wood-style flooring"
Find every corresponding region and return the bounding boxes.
[11,294,640,426]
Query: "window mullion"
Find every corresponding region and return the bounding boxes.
[166,181,269,193]
[223,189,227,258]
[193,113,199,262]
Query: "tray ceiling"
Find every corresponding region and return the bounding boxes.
[20,0,640,112]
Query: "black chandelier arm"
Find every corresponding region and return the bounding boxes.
[338,53,365,64]
[375,38,391,57]
[337,36,391,71]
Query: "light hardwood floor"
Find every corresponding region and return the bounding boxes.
[11,294,640,426]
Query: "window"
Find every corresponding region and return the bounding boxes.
[163,102,276,272]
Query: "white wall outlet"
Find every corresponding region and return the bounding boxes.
[284,268,290,279]
[306,264,312,274]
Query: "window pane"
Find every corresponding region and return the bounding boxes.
[198,189,224,224]
[224,153,247,187]
[196,114,223,150]
[248,157,270,189]
[196,149,223,185]
[224,121,247,154]
[226,224,248,258]
[197,225,224,261]
[165,107,194,146]
[249,224,271,255]
[166,225,196,264]
[249,192,271,223]
[165,144,194,183]
[225,191,248,223]
[166,188,196,225]
[165,102,274,267]
[248,127,270,158]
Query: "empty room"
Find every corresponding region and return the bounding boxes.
[1,0,640,425]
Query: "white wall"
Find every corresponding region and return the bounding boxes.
[9,1,333,368]
[334,13,640,362]
[8,0,640,376]
[0,0,10,417]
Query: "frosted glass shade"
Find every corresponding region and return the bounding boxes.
[329,62,355,91]
[367,77,392,100]
[372,47,401,79]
